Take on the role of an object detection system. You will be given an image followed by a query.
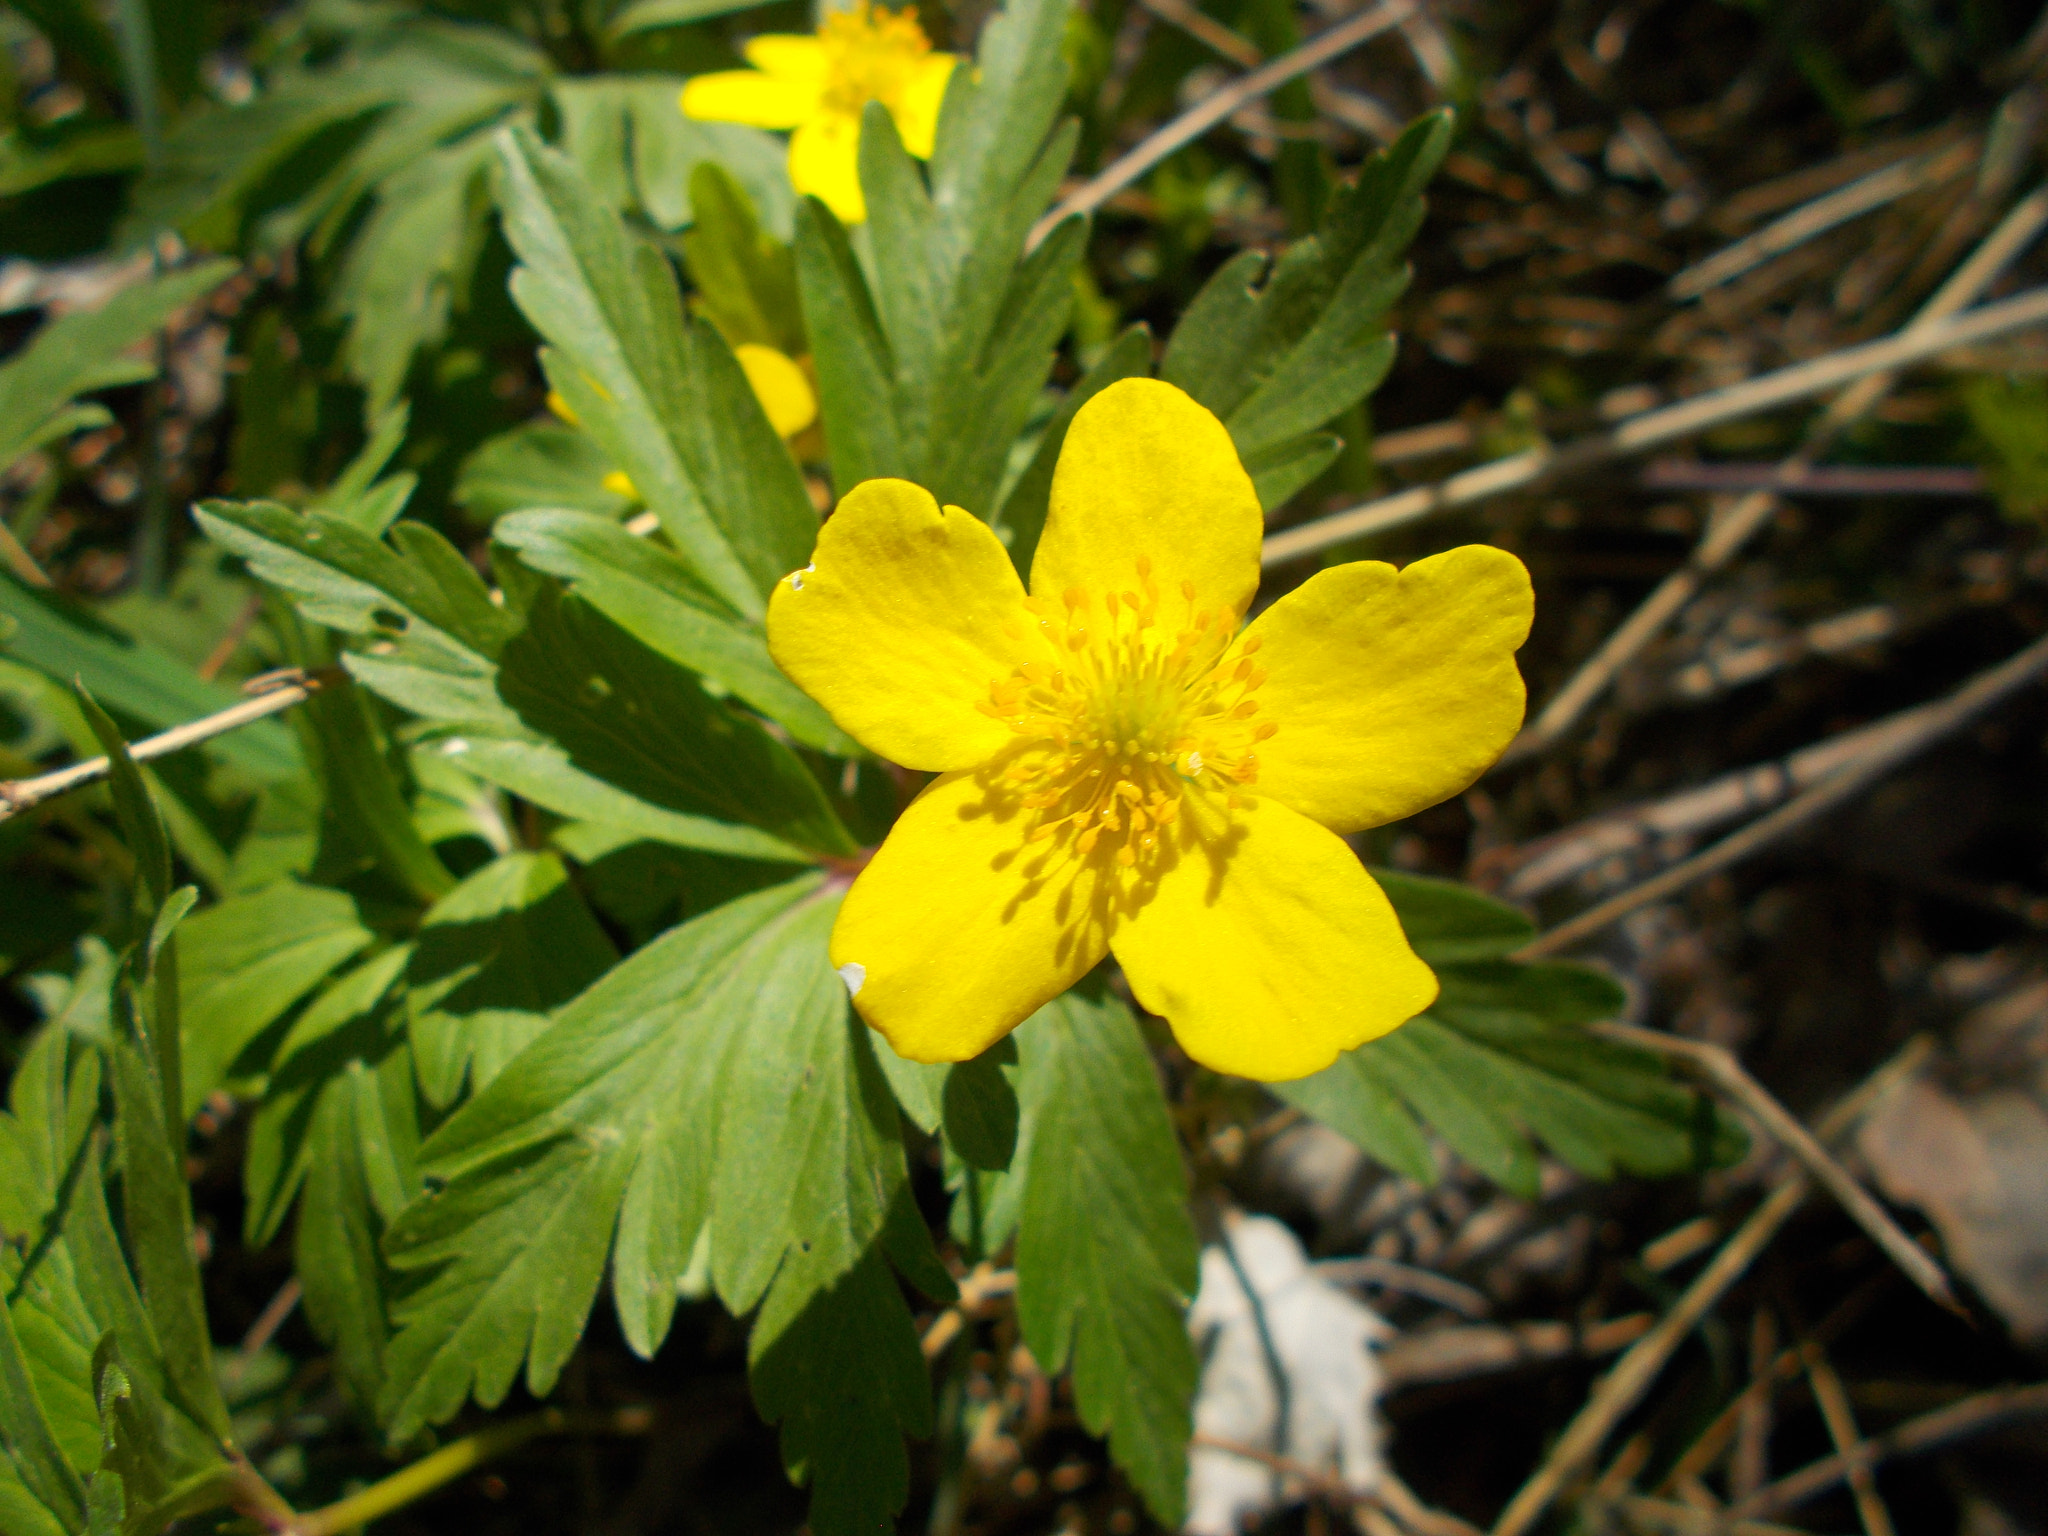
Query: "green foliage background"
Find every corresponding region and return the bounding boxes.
[0,0,1745,1530]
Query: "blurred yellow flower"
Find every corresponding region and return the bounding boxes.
[767,379,1535,1082]
[680,2,957,225]
[735,342,818,439]
[547,342,817,506]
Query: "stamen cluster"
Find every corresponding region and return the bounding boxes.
[975,557,1278,869]
[817,2,932,118]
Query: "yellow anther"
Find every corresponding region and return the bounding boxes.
[1232,700,1259,718]
[1253,721,1278,741]
[1064,586,1088,612]
[1137,555,1152,578]
[1234,657,1255,680]
[1181,580,1196,602]
[1241,634,1262,655]
[1116,845,1137,866]
[1076,826,1101,855]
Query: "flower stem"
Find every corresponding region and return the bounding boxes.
[294,1407,653,1536]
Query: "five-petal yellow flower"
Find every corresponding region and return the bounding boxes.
[680,2,957,225]
[768,379,1534,1082]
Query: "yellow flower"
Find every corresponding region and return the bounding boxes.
[767,379,1535,1081]
[680,2,957,225]
[734,342,818,438]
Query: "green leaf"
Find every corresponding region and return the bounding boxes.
[0,261,236,474]
[748,1243,930,1536]
[1280,938,1742,1196]
[941,1044,1019,1172]
[494,509,854,754]
[194,500,517,669]
[551,76,791,235]
[298,1045,418,1410]
[106,1038,231,1443]
[455,423,637,524]
[0,1299,87,1535]
[1374,867,1537,964]
[496,585,855,858]
[178,881,374,1119]
[73,688,169,912]
[379,875,934,1531]
[796,0,1079,513]
[242,946,411,1246]
[680,161,804,354]
[294,680,460,905]
[435,734,809,863]
[1161,111,1452,505]
[328,134,498,413]
[0,573,300,783]
[495,124,810,614]
[1013,989,1198,1524]
[608,0,781,38]
[406,851,616,1108]
[381,876,841,1429]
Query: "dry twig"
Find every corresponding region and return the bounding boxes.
[1485,1041,1928,1536]
[1261,281,2048,566]
[1031,0,1419,247]
[1503,180,2048,760]
[1513,629,2048,959]
[0,667,337,821]
[1728,1381,2048,1523]
[1583,1023,1956,1311]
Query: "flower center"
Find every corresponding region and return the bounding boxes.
[817,2,932,119]
[977,558,1276,870]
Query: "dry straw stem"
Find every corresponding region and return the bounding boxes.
[1259,279,2048,567]
[1586,1021,1957,1312]
[1029,0,1419,248]
[1801,1339,1898,1536]
[918,1264,1016,1360]
[1484,1040,1930,1536]
[1513,626,2048,960]
[1728,1381,2048,1524]
[1606,1495,1813,1536]
[1189,1436,1484,1536]
[1502,179,2048,762]
[1379,1312,1653,1388]
[0,667,336,821]
[1667,139,1981,300]
[1501,670,1961,901]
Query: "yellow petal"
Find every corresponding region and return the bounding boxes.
[679,69,818,129]
[892,53,956,158]
[1111,792,1437,1081]
[1239,545,1533,834]
[735,342,819,438]
[601,470,639,501]
[1030,378,1263,635]
[766,478,1045,770]
[742,34,830,83]
[789,112,865,223]
[831,766,1112,1063]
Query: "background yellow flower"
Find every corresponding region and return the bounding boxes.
[768,379,1536,1081]
[680,2,957,224]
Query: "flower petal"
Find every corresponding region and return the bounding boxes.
[1030,378,1263,633]
[766,478,1044,770]
[736,343,818,438]
[742,34,831,82]
[892,53,956,158]
[1112,790,1437,1081]
[679,69,819,129]
[1238,545,1533,834]
[789,113,866,223]
[832,767,1112,1063]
